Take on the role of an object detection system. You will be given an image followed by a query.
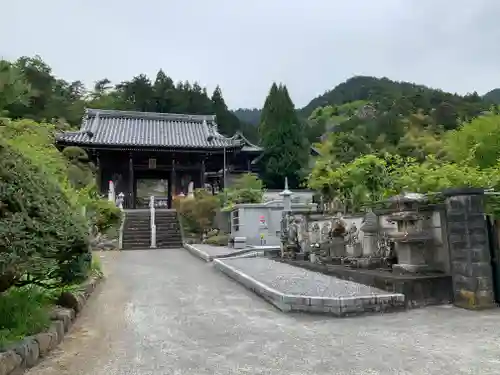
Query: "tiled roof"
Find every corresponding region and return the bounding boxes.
[56,108,243,149]
[234,132,262,152]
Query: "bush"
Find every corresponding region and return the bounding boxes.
[0,286,52,348]
[174,189,219,240]
[204,234,229,246]
[88,198,121,234]
[223,173,264,210]
[0,140,90,292]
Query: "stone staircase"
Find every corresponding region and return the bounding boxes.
[122,210,183,250]
[122,211,151,250]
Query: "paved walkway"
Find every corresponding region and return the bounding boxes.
[28,249,500,375]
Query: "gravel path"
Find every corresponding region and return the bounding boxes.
[220,257,394,297]
[26,248,500,375]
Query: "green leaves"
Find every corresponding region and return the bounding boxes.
[222,173,264,211]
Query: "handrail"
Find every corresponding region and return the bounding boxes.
[118,210,125,250]
[150,196,157,248]
[177,208,186,244]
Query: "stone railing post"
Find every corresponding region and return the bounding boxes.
[117,192,125,250]
[279,177,293,258]
[108,180,115,203]
[150,196,156,248]
[443,188,495,309]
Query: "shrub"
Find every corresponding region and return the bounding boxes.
[0,286,52,348]
[222,173,264,210]
[174,189,219,240]
[204,234,229,246]
[0,140,90,292]
[88,198,121,234]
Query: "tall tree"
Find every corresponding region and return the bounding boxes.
[211,85,239,135]
[0,60,31,115]
[259,83,309,188]
[152,70,175,113]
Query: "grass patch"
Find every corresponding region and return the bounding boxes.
[0,286,52,348]
[90,255,103,278]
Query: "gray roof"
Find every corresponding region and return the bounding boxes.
[234,132,261,153]
[56,108,244,149]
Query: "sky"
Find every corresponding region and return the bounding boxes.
[1,0,499,109]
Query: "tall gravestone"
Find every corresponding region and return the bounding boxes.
[443,188,496,309]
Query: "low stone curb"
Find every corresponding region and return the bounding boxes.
[184,243,213,262]
[213,259,406,317]
[0,274,104,375]
[183,243,279,262]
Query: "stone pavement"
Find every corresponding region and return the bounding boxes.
[27,249,500,375]
[214,257,404,316]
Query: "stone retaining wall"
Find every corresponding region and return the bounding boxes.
[0,275,103,375]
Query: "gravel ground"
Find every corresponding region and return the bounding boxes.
[220,257,394,297]
[26,248,500,375]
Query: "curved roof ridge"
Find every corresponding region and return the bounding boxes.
[234,131,260,148]
[85,108,216,123]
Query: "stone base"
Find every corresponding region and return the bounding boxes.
[213,258,405,316]
[392,263,433,274]
[278,259,453,308]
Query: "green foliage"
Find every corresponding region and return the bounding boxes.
[444,114,500,169]
[308,148,499,214]
[91,256,104,278]
[0,286,52,348]
[301,76,488,122]
[1,55,255,140]
[484,88,500,104]
[0,60,31,115]
[390,156,495,194]
[259,83,310,188]
[174,190,219,239]
[87,198,121,234]
[0,139,90,291]
[204,234,229,246]
[300,76,489,165]
[308,154,393,211]
[222,173,264,210]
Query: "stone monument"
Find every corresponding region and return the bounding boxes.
[360,211,378,257]
[187,181,194,199]
[387,193,433,273]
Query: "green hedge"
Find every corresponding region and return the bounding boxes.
[0,140,90,292]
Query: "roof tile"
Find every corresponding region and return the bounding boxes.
[56,108,241,149]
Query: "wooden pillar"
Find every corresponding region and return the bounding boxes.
[129,153,134,209]
[200,158,206,189]
[169,157,176,209]
[95,152,102,193]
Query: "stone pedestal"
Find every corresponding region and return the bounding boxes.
[329,237,346,258]
[444,188,496,310]
[360,211,379,257]
[392,241,430,273]
[362,233,377,257]
[346,243,362,257]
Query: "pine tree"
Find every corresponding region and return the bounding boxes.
[211,85,239,135]
[259,83,309,189]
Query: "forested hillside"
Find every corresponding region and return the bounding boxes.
[233,76,491,145]
[0,56,258,141]
[484,88,500,104]
[232,108,261,126]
